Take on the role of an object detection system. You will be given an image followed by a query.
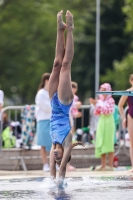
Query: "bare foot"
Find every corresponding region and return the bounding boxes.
[66,10,74,30]
[57,10,67,30]
[66,163,76,171]
[128,168,133,173]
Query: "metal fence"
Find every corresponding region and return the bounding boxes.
[0,106,24,150]
[0,105,130,170]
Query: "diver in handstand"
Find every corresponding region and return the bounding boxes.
[48,10,83,186]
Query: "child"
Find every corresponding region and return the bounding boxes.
[48,10,83,187]
[69,81,82,133]
[90,83,115,171]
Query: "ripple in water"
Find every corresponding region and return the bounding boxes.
[0,176,133,200]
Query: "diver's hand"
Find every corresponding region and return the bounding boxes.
[57,177,64,188]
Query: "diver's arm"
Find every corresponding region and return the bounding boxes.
[50,144,56,178]
[118,95,128,129]
[59,143,72,178]
[118,96,128,119]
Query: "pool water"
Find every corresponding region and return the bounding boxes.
[0,176,133,200]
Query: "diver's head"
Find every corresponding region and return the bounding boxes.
[54,146,63,166]
[55,155,71,166]
[54,142,84,166]
[129,74,133,87]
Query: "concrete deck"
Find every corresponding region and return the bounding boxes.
[0,146,131,170]
[0,169,133,180]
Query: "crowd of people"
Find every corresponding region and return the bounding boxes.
[1,73,132,173]
[0,11,133,187]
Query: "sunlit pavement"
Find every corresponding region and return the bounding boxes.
[0,168,133,179]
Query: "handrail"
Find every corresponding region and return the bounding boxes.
[80,105,91,109]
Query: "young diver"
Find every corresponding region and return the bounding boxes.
[48,10,83,186]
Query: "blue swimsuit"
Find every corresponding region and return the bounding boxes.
[50,92,73,145]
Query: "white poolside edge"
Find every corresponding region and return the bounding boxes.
[0,169,133,179]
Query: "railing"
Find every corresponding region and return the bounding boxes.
[76,105,91,128]
[0,106,24,150]
[0,105,130,170]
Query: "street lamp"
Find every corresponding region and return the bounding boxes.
[95,0,100,96]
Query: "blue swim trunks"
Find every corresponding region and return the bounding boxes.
[50,92,73,145]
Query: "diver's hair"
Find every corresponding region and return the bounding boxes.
[38,73,50,91]
[129,74,133,81]
[67,142,84,163]
[2,111,8,123]
[71,81,78,89]
[67,155,71,163]
[72,141,85,148]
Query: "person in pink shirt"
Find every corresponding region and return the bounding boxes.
[69,82,82,133]
[89,83,115,171]
[67,81,82,171]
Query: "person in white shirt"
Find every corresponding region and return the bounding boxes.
[0,90,4,122]
[35,73,52,172]
[89,103,99,139]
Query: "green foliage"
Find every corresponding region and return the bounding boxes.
[123,0,133,49]
[0,0,95,104]
[123,0,133,33]
[73,0,128,99]
[102,0,133,93]
[0,0,131,104]
[0,0,55,103]
[101,53,133,90]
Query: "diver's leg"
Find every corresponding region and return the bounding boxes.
[128,114,133,172]
[58,10,74,105]
[49,10,66,99]
[50,144,56,178]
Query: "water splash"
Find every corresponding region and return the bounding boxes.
[0,176,133,199]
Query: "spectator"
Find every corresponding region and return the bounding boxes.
[21,105,36,148]
[69,81,82,134]
[2,112,22,148]
[1,113,18,148]
[35,73,52,172]
[113,105,120,145]
[0,90,4,125]
[2,112,10,131]
[90,83,115,171]
[89,103,99,140]
[118,74,133,172]
[67,81,82,171]
[76,126,93,145]
[0,90,4,110]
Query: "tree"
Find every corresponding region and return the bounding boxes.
[102,53,133,89]
[0,0,56,104]
[72,0,128,100]
[0,0,129,104]
[0,0,94,104]
[101,0,133,94]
